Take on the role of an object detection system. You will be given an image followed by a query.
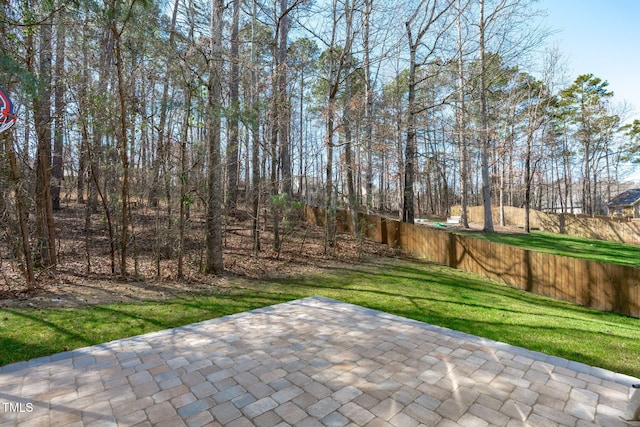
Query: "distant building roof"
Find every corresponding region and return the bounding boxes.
[608,188,640,207]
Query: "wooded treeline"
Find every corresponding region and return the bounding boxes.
[1,0,639,285]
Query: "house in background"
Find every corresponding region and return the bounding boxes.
[607,188,640,218]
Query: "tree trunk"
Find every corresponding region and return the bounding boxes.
[250,0,261,255]
[177,86,192,278]
[149,0,179,210]
[251,96,261,255]
[401,0,451,223]
[3,132,35,287]
[52,7,66,210]
[112,18,130,277]
[78,19,92,270]
[251,93,261,255]
[34,13,57,268]
[324,0,354,250]
[325,100,336,250]
[278,0,292,196]
[363,0,374,213]
[479,0,494,232]
[403,39,417,224]
[270,93,281,252]
[226,0,240,210]
[343,58,358,235]
[298,69,305,199]
[269,19,280,251]
[524,134,532,233]
[77,17,90,205]
[205,0,224,275]
[457,10,469,228]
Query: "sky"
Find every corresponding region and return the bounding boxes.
[538,0,640,181]
[538,0,640,117]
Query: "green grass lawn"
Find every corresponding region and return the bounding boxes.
[453,229,640,267]
[2,256,640,379]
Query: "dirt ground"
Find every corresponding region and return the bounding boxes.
[0,203,401,309]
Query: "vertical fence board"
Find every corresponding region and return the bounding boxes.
[558,256,571,303]
[464,236,474,274]
[479,239,489,280]
[527,251,538,295]
[592,261,605,311]
[485,240,499,284]
[615,265,629,316]
[417,226,429,261]
[436,229,450,265]
[576,259,591,307]
[544,252,554,297]
[538,251,547,295]
[380,217,388,245]
[510,246,526,290]
[530,251,541,296]
[411,225,420,258]
[596,261,607,311]
[457,235,469,272]
[365,214,381,242]
[625,266,640,318]
[493,241,501,284]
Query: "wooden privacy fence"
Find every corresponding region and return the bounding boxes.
[305,206,640,319]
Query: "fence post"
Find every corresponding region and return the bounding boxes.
[448,233,457,268]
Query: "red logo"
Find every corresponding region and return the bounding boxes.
[0,87,16,133]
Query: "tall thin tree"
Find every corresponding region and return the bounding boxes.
[52,3,66,211]
[226,0,241,210]
[33,4,57,267]
[478,0,494,231]
[403,0,453,224]
[206,0,225,275]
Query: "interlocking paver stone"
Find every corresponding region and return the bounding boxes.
[191,381,216,399]
[333,386,362,404]
[209,401,241,424]
[307,397,340,419]
[0,296,637,426]
[242,397,278,418]
[230,392,256,410]
[184,410,214,427]
[252,410,281,427]
[321,411,350,426]
[177,399,213,420]
[146,401,177,424]
[338,402,375,425]
[272,385,304,404]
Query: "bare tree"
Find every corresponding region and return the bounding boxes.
[475,0,544,230]
[226,0,241,210]
[319,0,357,250]
[2,131,34,286]
[250,0,262,255]
[342,52,358,234]
[33,4,57,268]
[362,0,375,213]
[277,0,294,197]
[477,0,493,231]
[108,0,140,276]
[52,2,66,211]
[455,0,471,227]
[206,0,224,275]
[0,2,34,286]
[403,0,454,224]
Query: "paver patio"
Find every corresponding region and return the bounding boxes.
[0,296,638,426]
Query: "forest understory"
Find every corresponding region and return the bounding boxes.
[0,200,401,309]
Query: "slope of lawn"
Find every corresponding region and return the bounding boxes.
[2,256,640,379]
[453,229,640,267]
